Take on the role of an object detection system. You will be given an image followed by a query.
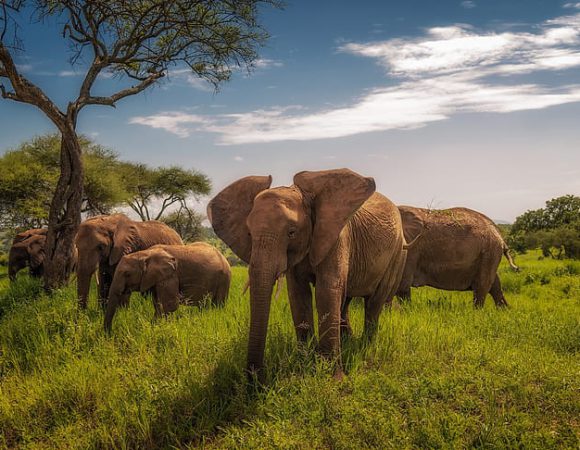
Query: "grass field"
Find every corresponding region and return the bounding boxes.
[0,250,579,449]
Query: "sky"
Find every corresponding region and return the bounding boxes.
[1,0,580,222]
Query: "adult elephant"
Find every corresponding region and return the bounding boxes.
[208,168,407,380]
[104,243,231,332]
[75,214,182,309]
[396,206,519,308]
[8,229,47,281]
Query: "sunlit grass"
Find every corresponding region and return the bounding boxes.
[0,251,578,448]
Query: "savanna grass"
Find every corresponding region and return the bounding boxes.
[0,251,578,449]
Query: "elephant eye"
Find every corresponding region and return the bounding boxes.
[288,228,297,239]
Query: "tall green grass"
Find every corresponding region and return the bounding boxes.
[0,251,578,449]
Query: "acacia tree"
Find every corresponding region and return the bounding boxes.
[0,134,129,230]
[119,163,210,221]
[0,0,277,289]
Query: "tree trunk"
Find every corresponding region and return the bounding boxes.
[43,121,84,291]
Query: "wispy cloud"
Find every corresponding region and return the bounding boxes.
[563,2,580,9]
[130,12,580,144]
[233,155,244,162]
[461,1,476,9]
[129,112,209,138]
[58,70,80,77]
[253,58,284,69]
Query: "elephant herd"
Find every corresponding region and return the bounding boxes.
[8,168,518,380]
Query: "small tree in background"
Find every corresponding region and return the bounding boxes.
[119,164,210,221]
[0,0,278,289]
[509,195,580,259]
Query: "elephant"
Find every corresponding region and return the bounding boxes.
[208,168,408,380]
[396,206,519,308]
[75,214,182,309]
[104,243,231,332]
[8,228,47,281]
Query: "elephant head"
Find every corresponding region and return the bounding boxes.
[75,214,126,308]
[8,232,47,280]
[208,168,375,376]
[26,234,46,275]
[104,247,178,333]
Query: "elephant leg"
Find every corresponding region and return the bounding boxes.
[473,257,499,309]
[340,296,353,338]
[472,279,493,309]
[489,274,509,308]
[315,281,344,379]
[286,270,314,343]
[98,265,114,310]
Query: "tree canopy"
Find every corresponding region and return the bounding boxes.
[0,134,211,236]
[509,195,580,259]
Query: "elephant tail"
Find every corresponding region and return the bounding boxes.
[503,244,520,272]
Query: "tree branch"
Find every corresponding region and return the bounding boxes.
[78,71,164,108]
[0,42,65,127]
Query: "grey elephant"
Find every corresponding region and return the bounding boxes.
[8,228,47,281]
[104,243,231,332]
[75,214,182,309]
[208,168,408,380]
[396,206,519,308]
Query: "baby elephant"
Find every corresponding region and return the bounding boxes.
[104,243,231,333]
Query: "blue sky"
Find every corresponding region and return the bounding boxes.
[1,0,580,221]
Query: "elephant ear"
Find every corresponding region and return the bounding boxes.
[139,251,177,292]
[294,168,375,267]
[207,175,272,264]
[109,218,140,266]
[27,237,46,269]
[398,206,424,243]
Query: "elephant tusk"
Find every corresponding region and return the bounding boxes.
[242,277,250,296]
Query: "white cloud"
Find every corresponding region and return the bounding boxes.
[129,112,209,138]
[58,70,80,77]
[234,156,244,162]
[563,2,580,9]
[254,58,284,69]
[130,12,580,144]
[461,1,476,9]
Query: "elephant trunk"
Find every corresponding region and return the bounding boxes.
[246,242,285,381]
[77,258,97,309]
[104,276,126,334]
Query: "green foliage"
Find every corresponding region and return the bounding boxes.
[0,135,212,242]
[160,209,205,243]
[0,252,578,448]
[0,134,129,229]
[510,195,580,260]
[120,163,211,221]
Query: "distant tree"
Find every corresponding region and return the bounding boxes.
[0,134,129,230]
[0,0,278,289]
[160,208,205,243]
[510,195,580,259]
[119,164,210,221]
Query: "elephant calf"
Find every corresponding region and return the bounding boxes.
[8,228,47,281]
[396,206,519,308]
[104,243,231,332]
